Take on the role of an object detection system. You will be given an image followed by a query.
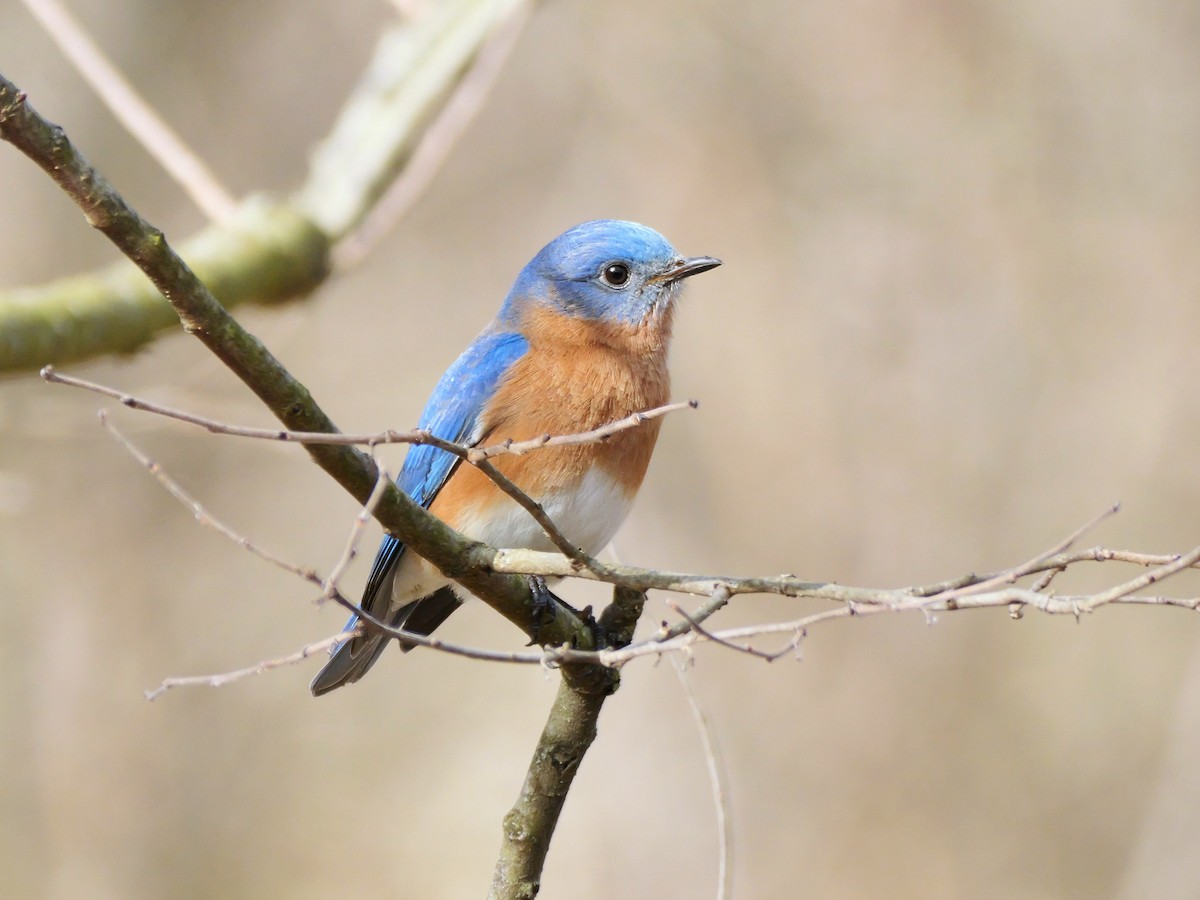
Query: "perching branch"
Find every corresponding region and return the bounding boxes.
[45,364,694,570]
[109,398,1200,692]
[0,70,594,657]
[41,365,696,458]
[63,370,1200,684]
[490,586,645,900]
[95,395,584,697]
[77,377,1200,678]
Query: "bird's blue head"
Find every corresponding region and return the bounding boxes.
[501,220,720,329]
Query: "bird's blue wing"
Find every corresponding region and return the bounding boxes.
[398,330,529,507]
[354,329,529,621]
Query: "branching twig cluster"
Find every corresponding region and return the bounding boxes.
[75,374,1200,696]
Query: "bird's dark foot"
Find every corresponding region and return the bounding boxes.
[527,575,562,644]
[525,576,605,647]
[575,605,611,650]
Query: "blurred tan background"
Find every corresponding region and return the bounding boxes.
[4,1,1200,897]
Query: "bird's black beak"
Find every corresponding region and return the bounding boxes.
[659,255,722,283]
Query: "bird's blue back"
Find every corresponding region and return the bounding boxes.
[353,329,529,621]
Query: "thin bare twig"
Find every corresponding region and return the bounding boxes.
[335,0,532,267]
[41,366,694,461]
[486,503,1200,604]
[19,0,237,221]
[651,585,733,645]
[663,588,774,660]
[672,658,733,900]
[467,401,696,461]
[1028,566,1066,594]
[931,504,1121,604]
[100,415,538,681]
[1078,545,1200,612]
[46,364,691,572]
[622,590,1200,663]
[99,411,321,585]
[321,457,394,602]
[145,631,357,700]
[472,457,593,568]
[104,418,568,692]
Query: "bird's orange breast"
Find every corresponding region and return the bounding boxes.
[429,304,672,531]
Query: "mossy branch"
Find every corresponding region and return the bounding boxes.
[0,199,328,370]
[0,0,524,373]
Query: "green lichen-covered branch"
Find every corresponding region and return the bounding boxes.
[0,0,525,373]
[0,199,329,370]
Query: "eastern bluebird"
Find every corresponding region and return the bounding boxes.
[310,220,720,696]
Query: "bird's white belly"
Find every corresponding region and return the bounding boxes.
[458,467,633,556]
[389,468,633,607]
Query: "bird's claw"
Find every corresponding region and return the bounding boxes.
[525,577,606,648]
[526,575,560,644]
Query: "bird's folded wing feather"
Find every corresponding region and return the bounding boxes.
[351,329,530,628]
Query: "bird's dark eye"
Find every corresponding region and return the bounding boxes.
[601,263,630,287]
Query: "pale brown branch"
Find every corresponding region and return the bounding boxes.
[105,418,576,694]
[144,631,357,701]
[931,504,1120,602]
[650,584,733,645]
[488,541,1200,604]
[20,0,237,221]
[472,457,594,568]
[663,588,772,660]
[631,591,1200,660]
[1028,566,1067,594]
[47,364,686,573]
[334,0,531,268]
[321,457,394,602]
[99,411,321,585]
[672,656,733,900]
[1078,545,1200,612]
[467,400,696,461]
[79,359,1200,683]
[42,366,693,460]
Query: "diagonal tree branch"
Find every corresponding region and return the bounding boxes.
[0,71,591,655]
[19,0,238,221]
[0,197,329,371]
[297,0,526,242]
